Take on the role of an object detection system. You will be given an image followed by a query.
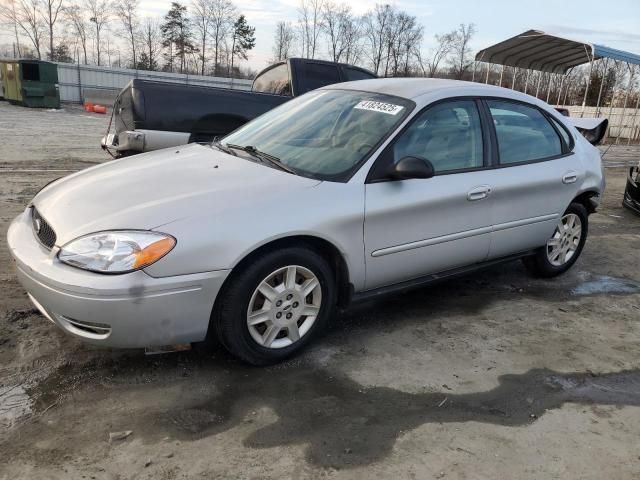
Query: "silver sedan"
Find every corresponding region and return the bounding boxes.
[8,79,605,364]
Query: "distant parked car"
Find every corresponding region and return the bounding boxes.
[101,58,376,156]
[623,160,640,215]
[9,79,605,365]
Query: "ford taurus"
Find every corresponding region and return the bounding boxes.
[8,79,605,364]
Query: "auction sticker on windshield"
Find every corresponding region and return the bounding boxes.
[354,100,404,115]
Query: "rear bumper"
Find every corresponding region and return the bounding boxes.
[101,129,191,154]
[7,209,229,348]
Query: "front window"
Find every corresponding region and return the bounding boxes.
[391,100,484,173]
[223,89,414,181]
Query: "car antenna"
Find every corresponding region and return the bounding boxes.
[600,143,613,160]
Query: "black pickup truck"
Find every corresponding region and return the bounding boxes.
[101,58,376,156]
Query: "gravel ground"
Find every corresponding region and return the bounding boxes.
[1,100,640,480]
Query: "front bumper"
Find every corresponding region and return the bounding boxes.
[7,209,230,348]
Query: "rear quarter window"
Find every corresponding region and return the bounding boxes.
[487,100,563,164]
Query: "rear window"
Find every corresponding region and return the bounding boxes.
[342,67,375,81]
[488,100,563,164]
[252,64,291,95]
[298,62,341,94]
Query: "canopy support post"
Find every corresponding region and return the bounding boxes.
[627,93,640,145]
[499,65,505,87]
[546,73,554,103]
[535,72,543,98]
[581,46,595,117]
[485,63,491,83]
[556,72,567,106]
[616,64,636,145]
[512,67,518,90]
[524,69,531,94]
[594,58,610,118]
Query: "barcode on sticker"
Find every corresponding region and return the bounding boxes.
[354,100,404,115]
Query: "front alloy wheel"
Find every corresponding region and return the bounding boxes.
[211,246,336,365]
[247,265,322,349]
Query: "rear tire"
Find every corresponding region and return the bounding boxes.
[211,247,336,365]
[522,202,588,278]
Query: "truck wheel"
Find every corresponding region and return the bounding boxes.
[522,202,588,278]
[212,247,336,365]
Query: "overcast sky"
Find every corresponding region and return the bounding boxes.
[2,0,640,70]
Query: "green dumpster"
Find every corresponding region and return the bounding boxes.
[19,60,60,109]
[0,60,23,104]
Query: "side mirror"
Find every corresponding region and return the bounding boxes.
[388,156,435,180]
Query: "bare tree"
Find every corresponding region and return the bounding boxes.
[385,11,422,76]
[85,0,110,65]
[0,0,23,56]
[363,3,394,75]
[114,0,139,68]
[271,21,295,62]
[449,22,476,80]
[321,2,361,63]
[416,31,455,77]
[298,0,322,58]
[209,0,235,75]
[139,16,161,70]
[1,0,45,58]
[40,0,64,60]
[64,3,89,63]
[191,0,211,74]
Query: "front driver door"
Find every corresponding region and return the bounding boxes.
[363,99,494,290]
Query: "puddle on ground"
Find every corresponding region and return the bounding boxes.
[9,346,640,470]
[0,384,32,430]
[570,274,640,296]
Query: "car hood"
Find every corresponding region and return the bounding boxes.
[32,144,321,245]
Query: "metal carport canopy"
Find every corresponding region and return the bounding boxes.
[475,29,640,73]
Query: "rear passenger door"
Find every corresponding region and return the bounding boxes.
[483,99,580,259]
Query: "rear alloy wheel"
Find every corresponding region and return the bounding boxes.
[523,202,588,278]
[545,213,582,267]
[212,247,336,365]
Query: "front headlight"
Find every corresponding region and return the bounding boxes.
[58,231,176,274]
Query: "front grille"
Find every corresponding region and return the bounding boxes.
[31,207,56,249]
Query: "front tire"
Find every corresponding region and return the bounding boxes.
[211,247,336,365]
[523,202,588,278]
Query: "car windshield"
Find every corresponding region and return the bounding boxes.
[222,89,414,181]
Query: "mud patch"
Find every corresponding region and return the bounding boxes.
[0,384,32,429]
[20,354,640,470]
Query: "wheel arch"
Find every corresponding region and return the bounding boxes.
[214,235,352,316]
[571,189,600,214]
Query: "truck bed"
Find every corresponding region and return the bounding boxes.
[114,79,289,143]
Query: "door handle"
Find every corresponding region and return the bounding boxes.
[562,172,578,184]
[467,185,491,201]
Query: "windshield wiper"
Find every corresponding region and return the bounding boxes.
[211,137,237,156]
[226,144,296,174]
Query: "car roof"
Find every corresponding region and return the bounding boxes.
[324,77,526,101]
